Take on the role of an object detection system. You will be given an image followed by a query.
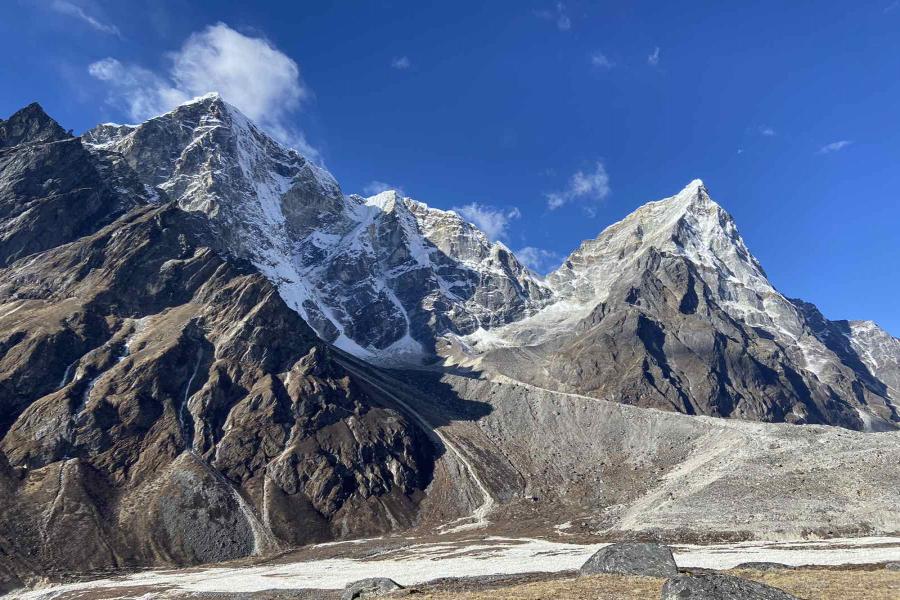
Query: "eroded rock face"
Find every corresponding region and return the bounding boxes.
[79,97,899,430]
[0,105,148,267]
[474,182,899,431]
[580,542,678,577]
[0,103,68,148]
[82,95,551,361]
[660,573,799,599]
[2,97,899,589]
[0,106,435,583]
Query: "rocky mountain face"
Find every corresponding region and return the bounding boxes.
[0,104,436,589]
[464,181,899,431]
[0,98,898,591]
[77,96,898,432]
[83,94,551,361]
[0,104,151,267]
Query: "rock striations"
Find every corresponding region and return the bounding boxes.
[0,103,434,587]
[82,94,551,361]
[464,181,899,431]
[0,97,898,590]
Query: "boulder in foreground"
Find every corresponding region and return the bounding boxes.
[580,542,678,577]
[342,577,404,600]
[661,573,799,599]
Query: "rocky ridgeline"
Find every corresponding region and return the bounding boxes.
[82,95,552,361]
[82,94,899,432]
[0,97,898,592]
[0,103,435,590]
[469,181,899,431]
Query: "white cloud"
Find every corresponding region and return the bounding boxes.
[89,23,316,158]
[88,58,188,119]
[391,56,411,70]
[546,161,611,211]
[817,140,853,154]
[648,46,660,66]
[363,181,405,197]
[759,126,776,137]
[451,203,521,241]
[534,3,571,31]
[51,0,121,36]
[515,246,562,274]
[590,52,614,69]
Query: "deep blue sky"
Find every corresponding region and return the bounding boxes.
[2,1,898,333]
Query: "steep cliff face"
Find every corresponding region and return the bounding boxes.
[79,97,898,429]
[0,104,150,267]
[1,98,898,591]
[289,190,551,360]
[466,181,898,431]
[0,105,435,586]
[83,95,550,361]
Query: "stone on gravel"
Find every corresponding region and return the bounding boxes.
[734,562,793,571]
[885,561,900,571]
[341,577,404,600]
[580,542,678,577]
[661,573,799,599]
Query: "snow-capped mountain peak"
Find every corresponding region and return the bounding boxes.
[543,179,762,306]
[83,102,549,362]
[465,181,816,360]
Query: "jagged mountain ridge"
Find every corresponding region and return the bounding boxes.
[83,94,551,361]
[1,97,899,592]
[461,182,899,431]
[0,104,443,588]
[79,95,900,430]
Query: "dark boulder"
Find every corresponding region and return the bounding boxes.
[341,577,404,600]
[661,573,799,599]
[580,542,678,577]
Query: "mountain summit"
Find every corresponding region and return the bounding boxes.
[77,97,900,430]
[85,96,550,361]
[74,97,900,429]
[460,181,898,431]
[0,100,898,589]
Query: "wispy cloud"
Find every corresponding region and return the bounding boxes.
[451,203,521,241]
[88,58,187,119]
[363,181,405,197]
[51,0,121,37]
[590,52,614,69]
[759,126,777,137]
[817,140,853,154]
[515,246,561,274]
[545,161,610,211]
[647,46,660,66]
[88,22,318,159]
[885,1,899,13]
[391,56,411,70]
[534,2,571,31]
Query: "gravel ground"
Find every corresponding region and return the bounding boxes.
[13,535,900,599]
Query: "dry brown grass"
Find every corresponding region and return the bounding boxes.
[410,574,663,600]
[732,568,900,600]
[409,568,900,600]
